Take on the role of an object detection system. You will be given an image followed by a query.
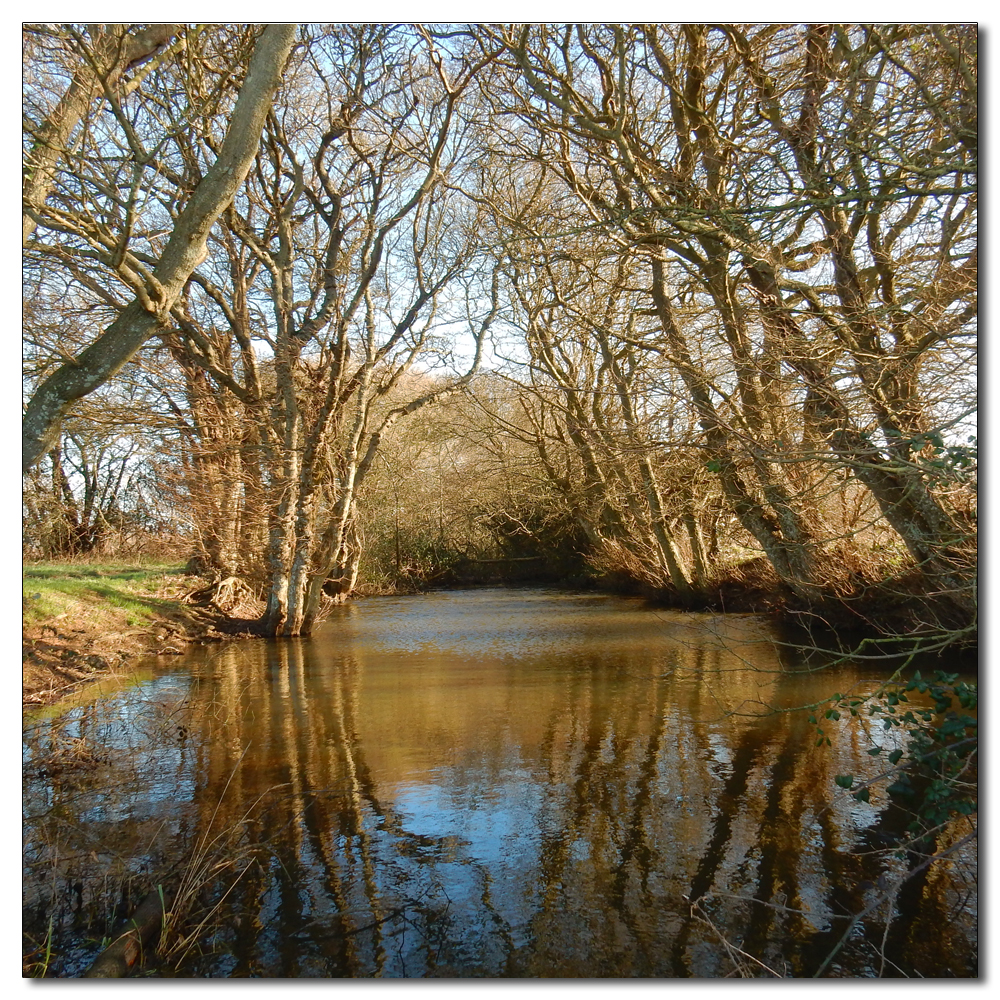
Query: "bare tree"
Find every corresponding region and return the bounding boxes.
[469,23,975,616]
[158,26,500,634]
[22,21,975,632]
[22,23,297,471]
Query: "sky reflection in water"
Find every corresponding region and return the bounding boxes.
[23,588,977,978]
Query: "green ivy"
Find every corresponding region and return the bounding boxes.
[819,671,977,832]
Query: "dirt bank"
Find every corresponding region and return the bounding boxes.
[22,564,253,710]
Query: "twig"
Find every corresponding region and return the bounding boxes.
[811,830,977,977]
[689,897,783,978]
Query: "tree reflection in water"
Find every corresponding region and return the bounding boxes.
[23,589,977,977]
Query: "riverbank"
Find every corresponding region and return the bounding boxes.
[22,562,239,709]
[24,557,975,711]
[402,556,977,652]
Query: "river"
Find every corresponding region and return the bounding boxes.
[22,587,977,977]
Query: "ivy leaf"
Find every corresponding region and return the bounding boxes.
[835,774,854,789]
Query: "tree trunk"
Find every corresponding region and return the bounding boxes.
[650,259,819,596]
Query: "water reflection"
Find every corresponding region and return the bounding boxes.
[23,589,976,977]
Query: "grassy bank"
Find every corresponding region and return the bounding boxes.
[22,561,212,708]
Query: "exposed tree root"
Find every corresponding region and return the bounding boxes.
[183,575,265,619]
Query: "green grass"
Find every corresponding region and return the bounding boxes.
[23,562,187,628]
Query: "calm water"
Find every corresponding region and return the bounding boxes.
[23,588,977,977]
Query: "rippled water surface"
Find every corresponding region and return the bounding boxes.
[23,588,977,977]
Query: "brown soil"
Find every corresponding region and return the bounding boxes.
[22,583,255,711]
